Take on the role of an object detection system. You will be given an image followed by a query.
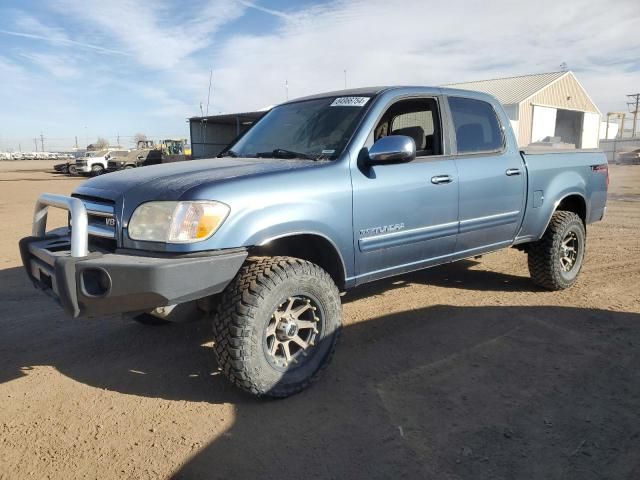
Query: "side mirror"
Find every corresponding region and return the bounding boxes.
[367,135,416,164]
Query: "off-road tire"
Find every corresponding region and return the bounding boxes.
[212,256,342,398]
[68,164,78,176]
[528,211,586,290]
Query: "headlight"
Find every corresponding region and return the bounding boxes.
[128,201,230,243]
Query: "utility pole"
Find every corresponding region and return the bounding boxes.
[606,112,626,140]
[75,136,78,149]
[627,93,640,138]
[34,138,38,152]
[40,132,44,152]
[117,133,120,147]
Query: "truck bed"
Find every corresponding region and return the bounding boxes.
[515,149,608,243]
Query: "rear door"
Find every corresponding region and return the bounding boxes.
[351,96,459,283]
[447,96,526,257]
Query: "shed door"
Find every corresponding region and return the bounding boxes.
[531,105,557,143]
[581,113,600,149]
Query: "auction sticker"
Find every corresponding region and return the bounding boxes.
[330,96,370,107]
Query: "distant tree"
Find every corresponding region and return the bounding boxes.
[134,133,148,144]
[94,137,109,150]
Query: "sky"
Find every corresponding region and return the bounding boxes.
[0,0,639,151]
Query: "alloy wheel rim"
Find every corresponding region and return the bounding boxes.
[265,296,322,369]
[560,230,579,272]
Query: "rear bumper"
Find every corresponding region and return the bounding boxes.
[20,193,247,318]
[20,234,247,318]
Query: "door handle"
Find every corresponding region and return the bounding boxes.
[506,168,521,176]
[431,175,453,185]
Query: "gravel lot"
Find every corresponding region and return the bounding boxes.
[1,160,638,479]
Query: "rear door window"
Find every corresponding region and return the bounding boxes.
[449,97,503,154]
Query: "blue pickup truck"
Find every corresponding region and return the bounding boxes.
[20,86,608,397]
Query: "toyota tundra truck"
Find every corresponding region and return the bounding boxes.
[20,86,608,398]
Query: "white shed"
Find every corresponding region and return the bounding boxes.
[447,71,601,148]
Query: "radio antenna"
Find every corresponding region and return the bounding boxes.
[206,68,213,116]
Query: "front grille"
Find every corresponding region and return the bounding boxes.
[72,194,117,251]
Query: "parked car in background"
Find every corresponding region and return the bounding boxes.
[54,161,72,173]
[53,154,77,174]
[71,149,129,176]
[617,148,640,165]
[21,86,608,398]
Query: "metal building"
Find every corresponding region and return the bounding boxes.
[447,71,601,148]
[189,110,268,159]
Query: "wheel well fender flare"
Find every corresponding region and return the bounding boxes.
[541,192,587,234]
[251,231,348,289]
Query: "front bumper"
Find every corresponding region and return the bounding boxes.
[20,194,247,318]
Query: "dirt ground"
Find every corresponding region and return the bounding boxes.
[0,161,639,479]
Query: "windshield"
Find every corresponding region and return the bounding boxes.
[227,96,372,160]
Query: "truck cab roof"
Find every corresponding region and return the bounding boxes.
[283,85,500,105]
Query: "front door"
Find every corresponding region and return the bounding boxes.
[351,97,459,284]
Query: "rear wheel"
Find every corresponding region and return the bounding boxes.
[212,256,342,397]
[527,211,586,290]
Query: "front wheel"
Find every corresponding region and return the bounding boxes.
[527,211,586,290]
[68,164,78,176]
[212,256,342,398]
[91,164,104,176]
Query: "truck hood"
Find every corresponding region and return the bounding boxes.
[74,157,318,202]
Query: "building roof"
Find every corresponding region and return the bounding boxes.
[189,110,267,124]
[445,71,568,105]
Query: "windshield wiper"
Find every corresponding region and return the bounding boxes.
[256,148,315,160]
[218,149,238,158]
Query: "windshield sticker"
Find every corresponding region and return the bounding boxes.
[330,96,370,107]
[322,149,335,155]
